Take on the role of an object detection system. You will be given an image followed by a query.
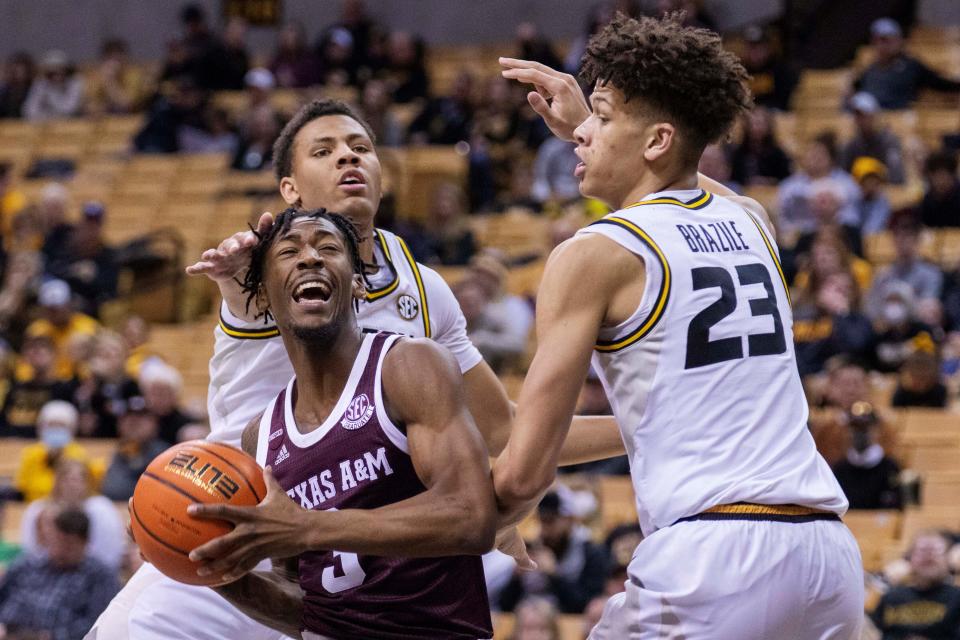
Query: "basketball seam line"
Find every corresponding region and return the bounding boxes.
[185,443,265,503]
[130,498,192,557]
[142,470,211,505]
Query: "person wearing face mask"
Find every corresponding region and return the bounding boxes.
[830,401,902,510]
[867,216,944,321]
[13,400,101,503]
[871,531,960,639]
[870,283,940,373]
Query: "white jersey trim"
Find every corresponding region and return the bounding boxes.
[254,395,278,467]
[282,334,374,449]
[373,334,409,454]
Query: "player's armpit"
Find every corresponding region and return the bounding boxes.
[212,567,304,639]
[240,413,263,458]
[493,235,624,523]
[462,360,513,456]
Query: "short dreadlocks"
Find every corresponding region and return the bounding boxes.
[580,13,752,163]
[240,207,367,320]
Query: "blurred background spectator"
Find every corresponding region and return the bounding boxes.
[0,52,35,118]
[270,21,321,88]
[740,24,797,111]
[86,38,147,115]
[891,351,949,408]
[74,330,140,438]
[23,50,84,121]
[840,92,906,184]
[919,151,960,228]
[139,361,193,445]
[100,395,168,501]
[1,335,76,439]
[830,401,903,510]
[730,107,792,187]
[509,596,561,640]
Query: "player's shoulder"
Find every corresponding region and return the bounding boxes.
[713,192,776,235]
[549,227,642,282]
[383,336,459,376]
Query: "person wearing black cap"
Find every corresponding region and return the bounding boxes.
[740,25,798,111]
[853,17,960,110]
[100,396,168,501]
[44,201,119,316]
[498,491,609,614]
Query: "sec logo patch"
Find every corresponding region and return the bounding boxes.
[397,294,419,321]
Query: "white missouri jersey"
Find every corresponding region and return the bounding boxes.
[578,189,847,536]
[207,228,482,446]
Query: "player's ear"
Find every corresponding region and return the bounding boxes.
[643,122,676,163]
[351,273,366,301]
[279,176,300,206]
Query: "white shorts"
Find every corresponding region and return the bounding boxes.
[588,518,864,640]
[84,562,290,640]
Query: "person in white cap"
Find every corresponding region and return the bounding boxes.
[839,91,905,184]
[23,50,85,121]
[854,17,960,109]
[25,279,99,381]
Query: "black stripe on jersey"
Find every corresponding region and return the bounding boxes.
[219,311,280,340]
[365,230,401,301]
[743,212,791,305]
[590,217,671,352]
[624,189,713,211]
[397,237,431,338]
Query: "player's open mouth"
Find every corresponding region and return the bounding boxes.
[292,279,333,304]
[338,170,366,193]
[574,162,586,178]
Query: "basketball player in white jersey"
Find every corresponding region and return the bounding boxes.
[493,14,863,639]
[87,100,623,639]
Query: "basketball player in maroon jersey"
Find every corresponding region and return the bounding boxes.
[189,208,495,639]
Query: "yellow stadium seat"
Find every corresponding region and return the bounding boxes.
[920,472,960,507]
[598,476,637,531]
[907,443,960,473]
[900,507,960,544]
[900,408,960,436]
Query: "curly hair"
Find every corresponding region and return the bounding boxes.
[240,207,368,320]
[272,98,377,182]
[580,13,751,161]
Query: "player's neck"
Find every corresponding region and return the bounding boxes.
[618,169,699,209]
[286,324,365,425]
[354,219,376,263]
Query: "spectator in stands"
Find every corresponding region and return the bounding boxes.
[730,107,792,187]
[891,350,949,408]
[459,252,534,373]
[270,21,321,88]
[134,75,208,153]
[44,201,119,316]
[178,4,242,91]
[0,336,75,439]
[178,104,239,154]
[740,25,798,111]
[0,508,119,640]
[792,233,872,306]
[23,50,84,121]
[793,178,865,258]
[872,531,960,638]
[0,250,41,337]
[37,182,70,256]
[19,458,125,572]
[531,138,581,207]
[919,150,960,228]
[777,133,860,239]
[120,314,154,377]
[0,52,35,118]
[793,270,875,377]
[564,3,616,75]
[240,68,276,129]
[831,400,902,510]
[420,182,477,266]
[409,70,475,145]
[499,491,608,614]
[101,395,168,501]
[75,330,140,439]
[854,18,960,110]
[231,105,279,172]
[839,92,906,184]
[359,78,404,147]
[867,216,944,319]
[514,23,563,70]
[870,282,939,373]
[87,38,147,115]
[698,143,742,194]
[316,26,358,87]
[139,361,192,445]
[25,279,99,381]
[380,31,429,103]
[336,0,377,70]
[220,16,251,91]
[14,401,99,503]
[582,596,607,639]
[852,156,892,235]
[510,596,561,640]
[0,163,27,242]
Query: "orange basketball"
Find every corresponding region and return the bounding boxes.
[130,440,267,586]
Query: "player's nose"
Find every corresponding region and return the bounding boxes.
[297,245,325,269]
[336,146,361,166]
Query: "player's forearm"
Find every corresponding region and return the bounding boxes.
[304,488,496,557]
[558,414,626,466]
[213,570,304,639]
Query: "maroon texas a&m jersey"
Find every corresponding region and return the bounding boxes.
[254,331,491,639]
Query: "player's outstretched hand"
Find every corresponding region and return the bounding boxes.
[188,466,308,583]
[499,57,591,142]
[495,526,536,571]
[185,212,275,283]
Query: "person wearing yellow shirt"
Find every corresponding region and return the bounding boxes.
[25,279,99,382]
[14,400,104,503]
[0,163,27,242]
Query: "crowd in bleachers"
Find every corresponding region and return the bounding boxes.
[0,0,958,637]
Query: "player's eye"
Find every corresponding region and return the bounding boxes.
[353,145,369,153]
[278,247,299,257]
[314,149,331,157]
[319,244,341,253]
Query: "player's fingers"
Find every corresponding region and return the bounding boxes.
[185,261,216,275]
[220,237,242,255]
[499,57,564,78]
[255,211,275,235]
[196,541,259,576]
[262,466,284,500]
[501,68,565,94]
[218,556,261,583]
[187,502,250,523]
[201,248,219,261]
[527,91,554,120]
[189,531,243,563]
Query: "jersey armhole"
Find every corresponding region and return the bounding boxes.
[254,395,278,467]
[374,334,409,453]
